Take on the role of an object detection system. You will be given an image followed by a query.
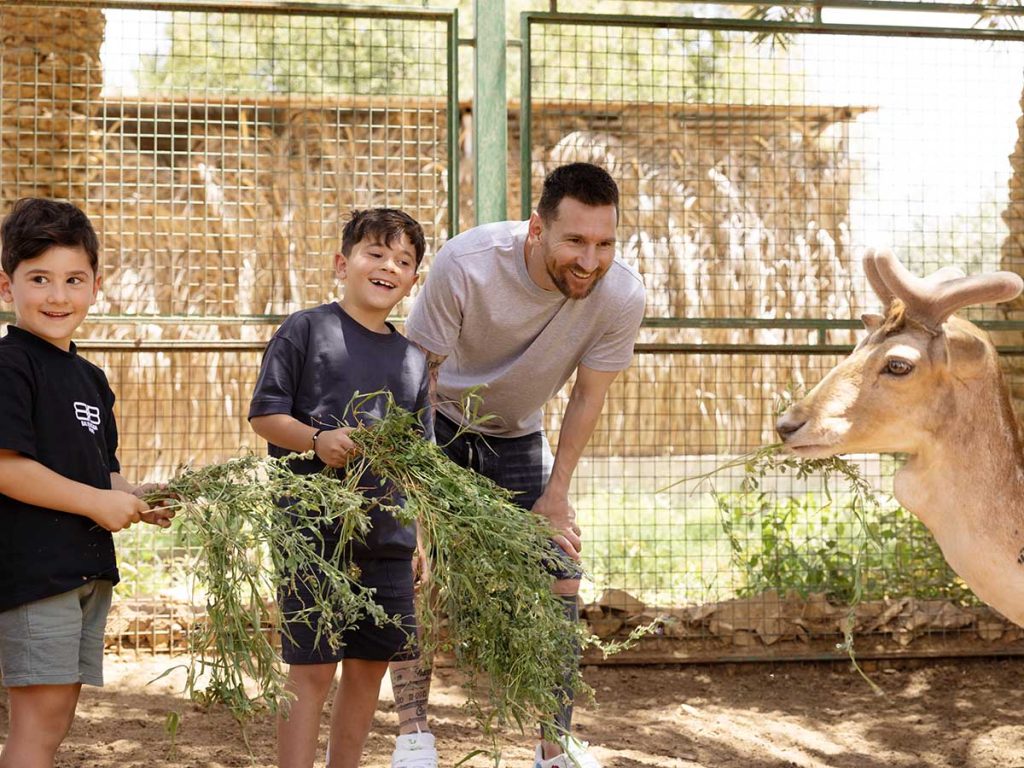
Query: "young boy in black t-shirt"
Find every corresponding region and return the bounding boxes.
[0,198,174,767]
[249,209,437,768]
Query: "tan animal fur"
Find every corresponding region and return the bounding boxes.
[776,249,1024,626]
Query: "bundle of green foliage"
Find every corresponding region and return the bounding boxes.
[148,453,387,721]
[715,445,970,606]
[349,398,588,742]
[155,397,613,746]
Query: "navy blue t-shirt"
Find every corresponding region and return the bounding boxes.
[248,303,432,559]
[0,326,120,613]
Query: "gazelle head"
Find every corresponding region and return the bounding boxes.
[776,249,1024,458]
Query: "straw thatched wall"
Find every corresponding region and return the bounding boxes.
[998,87,1024,405]
[0,5,106,203]
[85,96,450,476]
[2,78,865,469]
[513,103,869,454]
[88,96,450,320]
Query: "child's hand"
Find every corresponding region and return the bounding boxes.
[139,508,175,528]
[131,482,177,528]
[313,427,360,468]
[93,490,150,532]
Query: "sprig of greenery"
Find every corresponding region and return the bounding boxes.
[698,444,889,693]
[679,442,905,696]
[150,395,656,742]
[146,452,391,721]
[348,398,589,741]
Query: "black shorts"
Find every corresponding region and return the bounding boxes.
[279,556,418,665]
[435,412,582,581]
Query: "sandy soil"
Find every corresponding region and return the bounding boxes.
[2,654,1023,767]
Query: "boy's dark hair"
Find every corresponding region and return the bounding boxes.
[341,208,426,268]
[1,198,100,276]
[536,162,619,223]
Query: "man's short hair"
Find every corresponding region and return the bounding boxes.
[1,198,100,276]
[341,208,427,268]
[536,162,619,223]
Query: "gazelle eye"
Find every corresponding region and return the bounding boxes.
[884,358,914,376]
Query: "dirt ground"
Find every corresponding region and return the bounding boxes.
[2,654,1024,767]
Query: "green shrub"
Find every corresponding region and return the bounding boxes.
[717,491,974,604]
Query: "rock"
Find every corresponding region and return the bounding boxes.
[732,630,757,647]
[932,602,974,630]
[588,616,624,638]
[977,619,1006,641]
[624,611,661,629]
[802,592,842,621]
[582,604,605,622]
[596,588,646,614]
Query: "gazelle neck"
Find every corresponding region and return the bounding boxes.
[893,372,1024,625]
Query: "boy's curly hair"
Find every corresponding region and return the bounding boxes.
[342,209,426,268]
[1,198,100,275]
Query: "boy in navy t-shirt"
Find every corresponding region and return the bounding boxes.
[249,209,437,768]
[0,198,174,767]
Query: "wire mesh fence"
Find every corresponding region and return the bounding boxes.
[3,1,1024,659]
[0,1,458,653]
[523,9,1024,658]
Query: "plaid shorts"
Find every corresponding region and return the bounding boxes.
[434,412,581,581]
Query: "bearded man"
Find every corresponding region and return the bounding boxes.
[392,162,646,768]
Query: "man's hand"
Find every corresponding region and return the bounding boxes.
[532,491,582,560]
[92,490,149,532]
[413,541,432,586]
[313,427,359,468]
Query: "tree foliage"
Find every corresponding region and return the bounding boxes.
[137,2,791,102]
[139,12,448,97]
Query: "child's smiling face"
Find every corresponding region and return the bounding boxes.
[0,244,100,350]
[334,234,419,330]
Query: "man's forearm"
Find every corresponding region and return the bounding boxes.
[546,387,606,497]
[546,366,620,497]
[422,349,447,408]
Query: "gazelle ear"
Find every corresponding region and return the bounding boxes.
[861,313,884,331]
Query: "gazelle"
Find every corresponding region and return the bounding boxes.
[776,249,1024,626]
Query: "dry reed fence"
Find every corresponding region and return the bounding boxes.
[999,88,1024,401]
[1,1,451,477]
[81,96,451,477]
[1,98,868,470]
[516,103,871,454]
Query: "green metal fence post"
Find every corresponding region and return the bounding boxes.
[448,8,460,237]
[474,0,507,224]
[520,11,532,219]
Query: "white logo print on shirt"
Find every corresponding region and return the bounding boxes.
[74,402,101,434]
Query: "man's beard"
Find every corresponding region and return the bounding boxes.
[546,262,608,299]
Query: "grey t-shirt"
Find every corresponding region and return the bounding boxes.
[249,302,432,558]
[405,220,646,437]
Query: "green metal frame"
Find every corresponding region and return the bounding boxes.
[474,0,507,224]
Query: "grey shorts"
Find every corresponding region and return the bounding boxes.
[0,580,113,688]
[435,412,582,581]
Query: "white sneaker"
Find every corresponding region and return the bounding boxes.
[533,737,601,768]
[392,731,438,768]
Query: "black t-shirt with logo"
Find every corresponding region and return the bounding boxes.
[0,325,120,613]
[248,303,433,559]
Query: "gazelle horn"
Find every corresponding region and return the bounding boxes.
[869,248,1022,327]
